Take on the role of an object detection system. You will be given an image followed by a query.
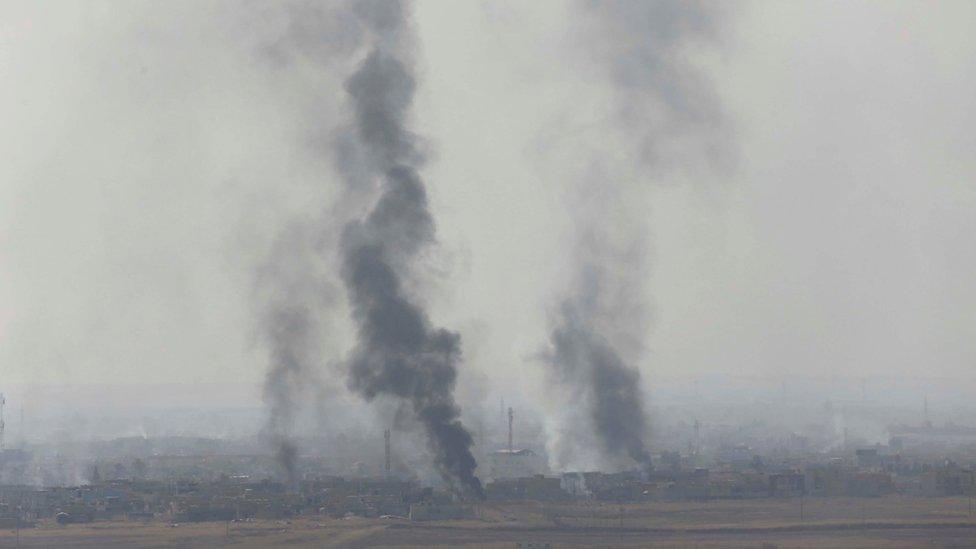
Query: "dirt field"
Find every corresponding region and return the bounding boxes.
[1,496,975,548]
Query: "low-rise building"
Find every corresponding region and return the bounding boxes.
[487,449,546,481]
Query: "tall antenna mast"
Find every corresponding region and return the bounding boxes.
[507,407,514,452]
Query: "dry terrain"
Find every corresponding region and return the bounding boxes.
[1,496,975,548]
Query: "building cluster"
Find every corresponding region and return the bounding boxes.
[0,412,975,527]
[481,442,976,502]
[0,448,969,528]
[0,476,480,526]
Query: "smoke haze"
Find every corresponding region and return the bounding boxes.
[0,0,974,479]
[256,224,332,479]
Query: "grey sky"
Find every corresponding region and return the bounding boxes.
[1,0,974,412]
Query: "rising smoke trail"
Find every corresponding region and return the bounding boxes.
[251,0,366,480]
[549,292,652,471]
[546,0,728,473]
[587,0,729,170]
[251,1,481,492]
[257,225,331,481]
[337,5,484,498]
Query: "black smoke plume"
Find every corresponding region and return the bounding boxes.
[549,296,652,471]
[251,0,481,493]
[337,27,483,497]
[546,0,727,472]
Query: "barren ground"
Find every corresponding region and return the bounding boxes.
[1,496,975,548]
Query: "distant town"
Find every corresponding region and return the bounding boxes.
[1,391,974,530]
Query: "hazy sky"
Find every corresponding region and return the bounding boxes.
[1,0,974,410]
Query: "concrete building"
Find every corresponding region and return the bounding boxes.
[487,449,546,481]
[920,465,975,496]
[486,475,568,501]
[768,472,806,497]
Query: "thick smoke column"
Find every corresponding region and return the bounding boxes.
[251,0,481,492]
[549,295,651,470]
[546,0,727,472]
[547,249,654,471]
[337,6,484,498]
